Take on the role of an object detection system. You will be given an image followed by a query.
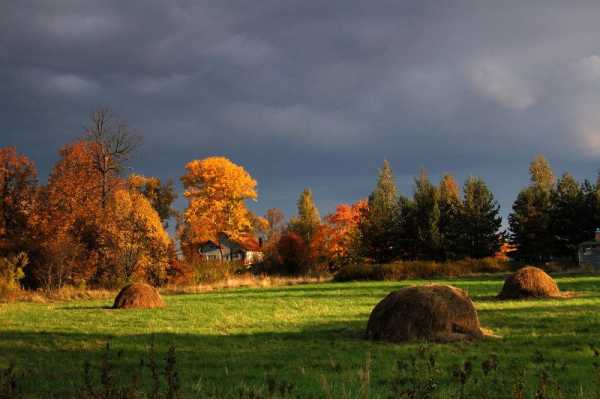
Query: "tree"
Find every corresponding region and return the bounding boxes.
[264,208,285,241]
[289,189,321,243]
[180,157,257,257]
[457,177,502,258]
[529,155,555,192]
[549,173,586,260]
[128,174,178,227]
[85,107,141,209]
[359,160,399,263]
[0,147,38,256]
[107,188,172,286]
[509,155,555,262]
[412,169,441,259]
[438,173,461,260]
[322,200,367,267]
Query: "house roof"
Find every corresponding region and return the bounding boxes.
[200,233,262,252]
[233,234,262,251]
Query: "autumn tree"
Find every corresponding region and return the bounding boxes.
[106,188,172,286]
[264,208,285,241]
[322,200,367,267]
[289,189,321,243]
[85,107,141,209]
[359,160,399,263]
[180,157,257,258]
[128,174,178,227]
[34,141,113,288]
[0,147,38,256]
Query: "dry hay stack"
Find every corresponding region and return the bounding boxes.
[498,266,560,299]
[113,283,165,309]
[366,284,484,343]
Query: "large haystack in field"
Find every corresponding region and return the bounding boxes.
[497,266,560,299]
[366,284,484,343]
[113,283,165,309]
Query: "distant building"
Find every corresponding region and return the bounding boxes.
[578,228,600,267]
[199,232,264,265]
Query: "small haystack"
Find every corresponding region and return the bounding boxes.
[366,284,484,343]
[497,266,560,299]
[113,283,165,309]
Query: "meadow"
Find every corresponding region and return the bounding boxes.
[2,275,600,398]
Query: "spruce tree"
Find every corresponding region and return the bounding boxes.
[458,177,502,258]
[549,173,586,259]
[359,160,399,263]
[412,169,441,259]
[509,155,555,262]
[438,173,461,260]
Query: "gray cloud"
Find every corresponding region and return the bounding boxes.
[2,0,600,222]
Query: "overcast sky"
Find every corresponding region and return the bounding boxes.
[3,1,600,227]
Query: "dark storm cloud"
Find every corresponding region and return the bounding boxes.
[3,0,600,221]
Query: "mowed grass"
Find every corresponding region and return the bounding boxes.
[2,275,600,397]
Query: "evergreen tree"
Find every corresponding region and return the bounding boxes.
[289,188,321,243]
[509,155,555,262]
[438,173,461,260]
[549,173,586,259]
[458,177,502,258]
[412,169,441,259]
[359,160,399,263]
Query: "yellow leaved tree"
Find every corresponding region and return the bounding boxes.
[179,157,257,258]
[108,188,172,285]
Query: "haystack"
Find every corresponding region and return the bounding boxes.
[366,284,484,343]
[113,283,165,309]
[497,266,560,299]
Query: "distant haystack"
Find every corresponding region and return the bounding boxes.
[366,284,484,342]
[498,266,560,299]
[113,283,165,309]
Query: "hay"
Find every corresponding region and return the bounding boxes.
[497,266,560,299]
[366,284,484,343]
[112,283,165,309]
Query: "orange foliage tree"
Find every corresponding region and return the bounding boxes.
[179,157,258,258]
[0,147,38,256]
[312,200,367,269]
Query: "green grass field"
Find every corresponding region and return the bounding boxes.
[2,275,600,398]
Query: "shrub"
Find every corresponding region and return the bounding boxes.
[193,260,243,284]
[0,252,27,300]
[334,257,511,282]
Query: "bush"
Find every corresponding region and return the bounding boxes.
[334,257,511,282]
[193,260,244,284]
[0,252,27,300]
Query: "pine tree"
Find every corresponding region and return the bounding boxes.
[359,160,399,263]
[458,177,502,258]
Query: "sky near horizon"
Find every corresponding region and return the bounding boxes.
[2,1,600,227]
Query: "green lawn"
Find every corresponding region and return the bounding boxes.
[2,276,600,398]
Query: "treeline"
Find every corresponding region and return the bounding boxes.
[510,155,600,263]
[264,160,502,274]
[2,107,600,292]
[1,108,178,291]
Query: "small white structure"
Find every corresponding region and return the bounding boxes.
[199,232,264,265]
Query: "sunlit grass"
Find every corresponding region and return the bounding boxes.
[1,275,600,397]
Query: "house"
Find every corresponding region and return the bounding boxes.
[199,232,264,265]
[578,228,600,268]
